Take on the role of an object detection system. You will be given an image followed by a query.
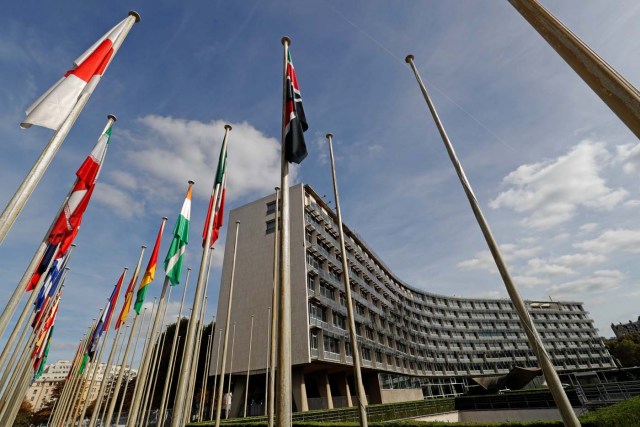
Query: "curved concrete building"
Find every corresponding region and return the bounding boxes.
[214,184,615,415]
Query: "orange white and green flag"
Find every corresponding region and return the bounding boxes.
[164,184,192,285]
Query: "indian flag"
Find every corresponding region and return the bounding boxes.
[164,183,192,285]
[134,219,166,314]
[21,16,135,130]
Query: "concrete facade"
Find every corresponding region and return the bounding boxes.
[611,316,640,338]
[213,184,615,413]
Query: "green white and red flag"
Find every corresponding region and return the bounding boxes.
[21,17,130,130]
[202,144,227,248]
[164,184,192,285]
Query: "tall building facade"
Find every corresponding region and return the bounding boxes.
[612,316,640,338]
[214,184,615,414]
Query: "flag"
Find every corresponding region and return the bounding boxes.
[134,219,166,314]
[33,252,68,326]
[283,49,309,164]
[21,17,130,130]
[164,185,192,285]
[34,326,53,378]
[49,125,111,245]
[88,272,125,357]
[202,145,227,248]
[116,250,145,329]
[26,243,57,292]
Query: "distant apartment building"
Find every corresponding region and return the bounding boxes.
[24,360,135,412]
[214,184,615,414]
[612,316,640,338]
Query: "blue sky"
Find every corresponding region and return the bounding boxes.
[1,1,639,365]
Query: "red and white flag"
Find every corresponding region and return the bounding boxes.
[21,17,131,130]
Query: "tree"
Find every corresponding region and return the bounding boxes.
[604,333,640,368]
[14,400,34,427]
[32,380,65,425]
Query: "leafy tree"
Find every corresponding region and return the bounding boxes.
[14,400,34,427]
[604,333,640,367]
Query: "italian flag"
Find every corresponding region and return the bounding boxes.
[202,144,227,248]
[134,219,166,314]
[21,17,132,130]
[164,184,192,285]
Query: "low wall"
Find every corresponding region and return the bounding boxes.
[380,388,423,404]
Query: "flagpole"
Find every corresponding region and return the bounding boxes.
[243,315,255,418]
[277,36,293,427]
[201,318,215,420]
[214,222,240,427]
[86,268,128,427]
[264,307,270,417]
[0,12,140,245]
[0,111,117,343]
[102,245,147,427]
[116,305,150,425]
[405,54,580,427]
[508,0,640,139]
[199,327,213,421]
[126,274,172,427]
[326,133,369,426]
[210,328,222,421]
[50,330,86,427]
[141,286,173,426]
[172,125,232,427]
[158,268,191,425]
[226,322,237,420]
[268,186,280,427]
[78,325,111,424]
[99,323,128,425]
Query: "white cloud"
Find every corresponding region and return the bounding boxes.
[93,182,145,219]
[575,229,640,253]
[579,223,598,233]
[490,141,627,229]
[456,243,542,273]
[548,269,624,295]
[616,143,640,173]
[130,115,288,201]
[513,275,549,288]
[525,258,576,276]
[555,253,607,268]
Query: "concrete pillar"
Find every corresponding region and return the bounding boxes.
[318,373,333,409]
[336,374,352,407]
[292,368,308,412]
[229,376,246,418]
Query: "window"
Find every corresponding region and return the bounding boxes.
[309,303,327,324]
[329,269,341,282]
[333,313,346,330]
[266,201,276,215]
[307,253,323,270]
[340,293,347,307]
[366,327,375,341]
[307,274,315,294]
[266,220,276,234]
[323,335,339,354]
[305,230,313,244]
[375,350,383,363]
[362,347,371,361]
[345,341,352,357]
[356,304,366,316]
[320,282,335,300]
[310,330,318,350]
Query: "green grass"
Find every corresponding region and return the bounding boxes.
[188,395,640,427]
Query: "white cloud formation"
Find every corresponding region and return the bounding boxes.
[525,258,576,276]
[93,182,145,219]
[616,143,640,174]
[555,253,607,268]
[575,229,640,254]
[579,223,598,233]
[548,269,624,295]
[490,141,627,229]
[457,243,543,273]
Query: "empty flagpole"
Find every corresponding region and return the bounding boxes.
[102,245,147,427]
[268,186,280,427]
[214,222,240,427]
[0,13,139,245]
[226,322,237,420]
[405,54,580,427]
[98,323,128,425]
[243,315,255,418]
[509,0,640,139]
[264,307,271,418]
[209,328,222,421]
[277,36,293,427]
[326,133,369,427]
[199,325,213,421]
[172,125,232,427]
[158,268,191,425]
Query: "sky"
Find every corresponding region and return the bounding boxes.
[1,1,639,366]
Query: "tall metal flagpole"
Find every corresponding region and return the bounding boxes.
[264,307,271,417]
[172,125,233,427]
[102,245,147,427]
[0,111,117,341]
[326,134,369,426]
[0,12,140,245]
[199,329,213,420]
[78,322,112,425]
[87,268,128,427]
[98,324,128,425]
[268,187,280,427]
[226,322,237,420]
[214,223,240,427]
[158,268,191,425]
[209,328,222,421]
[277,37,293,427]
[50,329,86,427]
[126,297,157,425]
[508,0,640,139]
[116,306,149,426]
[405,54,580,427]
[243,315,255,417]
